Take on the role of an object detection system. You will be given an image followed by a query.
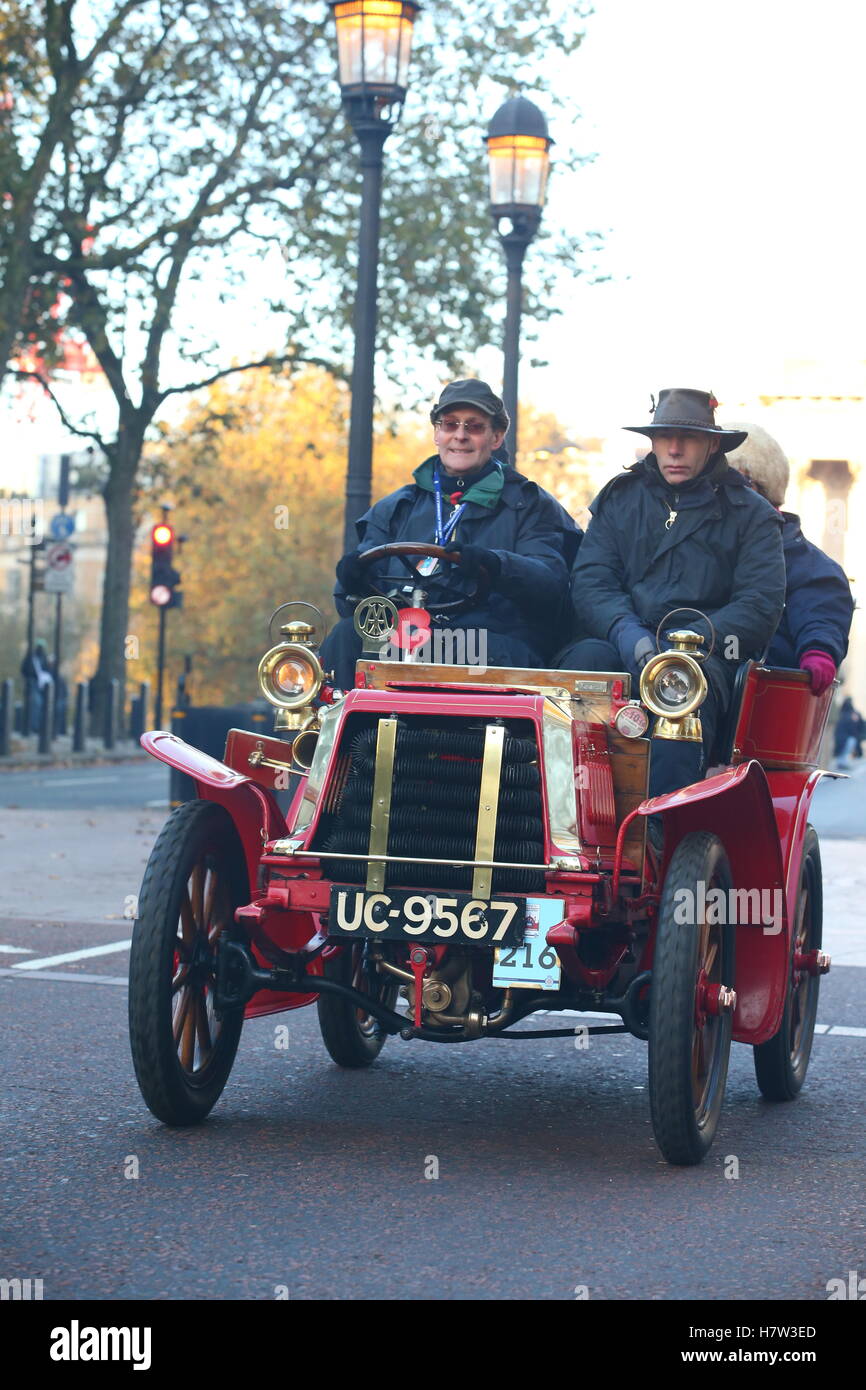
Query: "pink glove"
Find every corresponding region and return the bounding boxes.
[799,649,836,694]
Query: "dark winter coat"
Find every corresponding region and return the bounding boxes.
[570,453,786,688]
[335,458,582,659]
[768,513,854,667]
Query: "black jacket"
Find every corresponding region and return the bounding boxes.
[571,453,786,676]
[768,513,854,666]
[336,459,582,658]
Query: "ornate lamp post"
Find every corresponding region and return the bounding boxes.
[329,0,421,551]
[486,96,552,459]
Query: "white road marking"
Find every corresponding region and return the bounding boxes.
[0,944,35,954]
[0,967,127,986]
[12,940,132,970]
[144,799,170,808]
[1,967,864,1042]
[38,775,120,787]
[537,1009,620,1020]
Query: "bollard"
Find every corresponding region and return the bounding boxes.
[0,679,13,757]
[73,681,88,752]
[169,706,195,805]
[138,680,150,736]
[104,677,120,749]
[38,682,55,755]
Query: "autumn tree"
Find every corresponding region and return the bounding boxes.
[130,367,426,704]
[1,0,598,718]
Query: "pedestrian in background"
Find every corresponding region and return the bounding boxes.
[833,696,864,770]
[20,640,54,734]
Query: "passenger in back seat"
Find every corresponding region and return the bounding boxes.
[725,422,854,695]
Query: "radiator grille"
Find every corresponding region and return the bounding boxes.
[317,720,545,893]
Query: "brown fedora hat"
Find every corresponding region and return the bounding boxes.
[624,389,748,452]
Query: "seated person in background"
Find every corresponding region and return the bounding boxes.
[725,422,854,694]
[558,388,786,798]
[320,378,582,690]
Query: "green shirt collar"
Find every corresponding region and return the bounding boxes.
[413,455,505,510]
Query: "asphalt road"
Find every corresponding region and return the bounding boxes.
[1,914,864,1302]
[0,761,168,811]
[0,762,863,1302]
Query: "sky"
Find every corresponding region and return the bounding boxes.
[4,0,865,482]
[514,0,866,438]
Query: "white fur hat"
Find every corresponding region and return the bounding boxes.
[724,423,789,507]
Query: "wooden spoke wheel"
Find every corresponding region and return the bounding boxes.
[754,826,823,1101]
[648,832,736,1165]
[129,801,249,1125]
[317,942,399,1068]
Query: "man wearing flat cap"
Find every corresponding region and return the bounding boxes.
[320,377,581,689]
[559,388,786,798]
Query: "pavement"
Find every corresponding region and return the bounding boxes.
[0,806,167,925]
[0,734,149,770]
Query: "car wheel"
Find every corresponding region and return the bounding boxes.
[648,831,736,1165]
[317,943,399,1068]
[754,825,822,1101]
[129,800,248,1125]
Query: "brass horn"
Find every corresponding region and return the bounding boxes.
[291,725,320,770]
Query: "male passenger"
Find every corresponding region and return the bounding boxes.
[559,389,786,798]
[320,379,581,690]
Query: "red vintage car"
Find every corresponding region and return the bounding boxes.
[128,544,833,1165]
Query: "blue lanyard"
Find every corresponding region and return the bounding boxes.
[433,467,466,546]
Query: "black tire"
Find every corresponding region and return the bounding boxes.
[129,800,249,1125]
[649,831,736,1165]
[317,943,399,1068]
[754,826,822,1101]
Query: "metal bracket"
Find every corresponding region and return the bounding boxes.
[366,717,398,892]
[471,724,505,899]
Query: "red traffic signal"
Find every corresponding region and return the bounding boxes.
[150,522,181,607]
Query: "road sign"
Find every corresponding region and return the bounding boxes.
[44,541,75,594]
[50,511,75,540]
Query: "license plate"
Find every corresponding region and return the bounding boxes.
[492,898,564,990]
[329,887,526,946]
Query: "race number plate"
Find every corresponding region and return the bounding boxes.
[492,898,563,990]
[329,887,526,946]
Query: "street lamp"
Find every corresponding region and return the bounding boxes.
[329,0,421,552]
[486,95,552,460]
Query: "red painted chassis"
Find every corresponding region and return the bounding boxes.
[133,658,834,1162]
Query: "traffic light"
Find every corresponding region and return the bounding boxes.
[150,522,182,608]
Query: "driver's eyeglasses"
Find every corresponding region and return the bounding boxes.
[435,417,490,436]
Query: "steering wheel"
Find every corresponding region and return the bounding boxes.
[355,542,490,619]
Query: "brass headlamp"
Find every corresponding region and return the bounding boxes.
[257,619,325,738]
[639,629,708,743]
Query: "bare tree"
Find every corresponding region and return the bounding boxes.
[1,0,597,718]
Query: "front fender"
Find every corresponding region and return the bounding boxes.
[641,761,788,1045]
[141,730,285,889]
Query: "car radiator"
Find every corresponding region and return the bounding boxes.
[316,720,546,892]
